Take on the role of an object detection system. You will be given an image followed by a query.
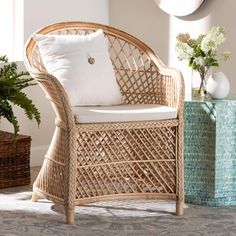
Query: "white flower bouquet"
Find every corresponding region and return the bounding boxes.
[176,26,230,94]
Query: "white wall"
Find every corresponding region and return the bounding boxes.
[110,0,236,98]
[0,0,24,61]
[24,0,109,40]
[0,0,109,166]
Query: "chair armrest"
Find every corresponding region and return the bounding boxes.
[159,66,185,116]
[150,55,185,118]
[28,70,76,130]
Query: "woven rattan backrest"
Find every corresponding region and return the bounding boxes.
[25,22,176,106]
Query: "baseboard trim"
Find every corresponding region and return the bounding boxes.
[30,145,48,167]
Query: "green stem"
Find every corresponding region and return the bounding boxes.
[197,66,209,93]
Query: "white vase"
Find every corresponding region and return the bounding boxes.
[206,72,230,99]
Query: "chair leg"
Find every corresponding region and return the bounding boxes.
[176,199,184,216]
[31,192,40,202]
[65,207,75,224]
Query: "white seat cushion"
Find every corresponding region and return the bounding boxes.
[73,104,177,124]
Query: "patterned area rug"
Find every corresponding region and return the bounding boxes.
[0,170,236,235]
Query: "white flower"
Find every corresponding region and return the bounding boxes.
[201,37,217,53]
[210,26,226,44]
[193,57,205,67]
[176,33,190,43]
[175,42,194,61]
[201,26,226,53]
[221,51,230,61]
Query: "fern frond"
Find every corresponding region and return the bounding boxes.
[0,99,19,135]
[0,54,41,136]
[0,55,8,63]
[8,91,41,125]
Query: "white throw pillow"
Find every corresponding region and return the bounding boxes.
[33,30,123,106]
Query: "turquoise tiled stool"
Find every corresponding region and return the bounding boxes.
[184,97,236,206]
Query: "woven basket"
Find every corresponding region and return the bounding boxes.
[0,130,31,189]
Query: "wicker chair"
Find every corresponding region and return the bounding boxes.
[24,22,185,224]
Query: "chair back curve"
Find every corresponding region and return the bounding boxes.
[24,21,184,108]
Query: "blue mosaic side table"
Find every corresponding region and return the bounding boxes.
[184,97,236,206]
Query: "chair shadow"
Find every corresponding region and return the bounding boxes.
[51,202,175,216]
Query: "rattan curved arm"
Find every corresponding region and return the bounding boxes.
[26,71,75,128]
[159,66,185,116]
[23,68,78,216]
[144,51,185,116]
[24,35,75,130]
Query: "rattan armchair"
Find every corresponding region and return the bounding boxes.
[24,22,185,224]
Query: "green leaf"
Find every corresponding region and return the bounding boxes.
[8,91,41,125]
[0,54,41,136]
[0,99,19,136]
[205,57,219,67]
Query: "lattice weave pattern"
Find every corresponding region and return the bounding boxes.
[76,122,177,201]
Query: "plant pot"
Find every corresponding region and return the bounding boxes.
[0,130,31,188]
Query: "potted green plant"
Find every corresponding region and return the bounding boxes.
[0,55,41,188]
[0,55,40,136]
